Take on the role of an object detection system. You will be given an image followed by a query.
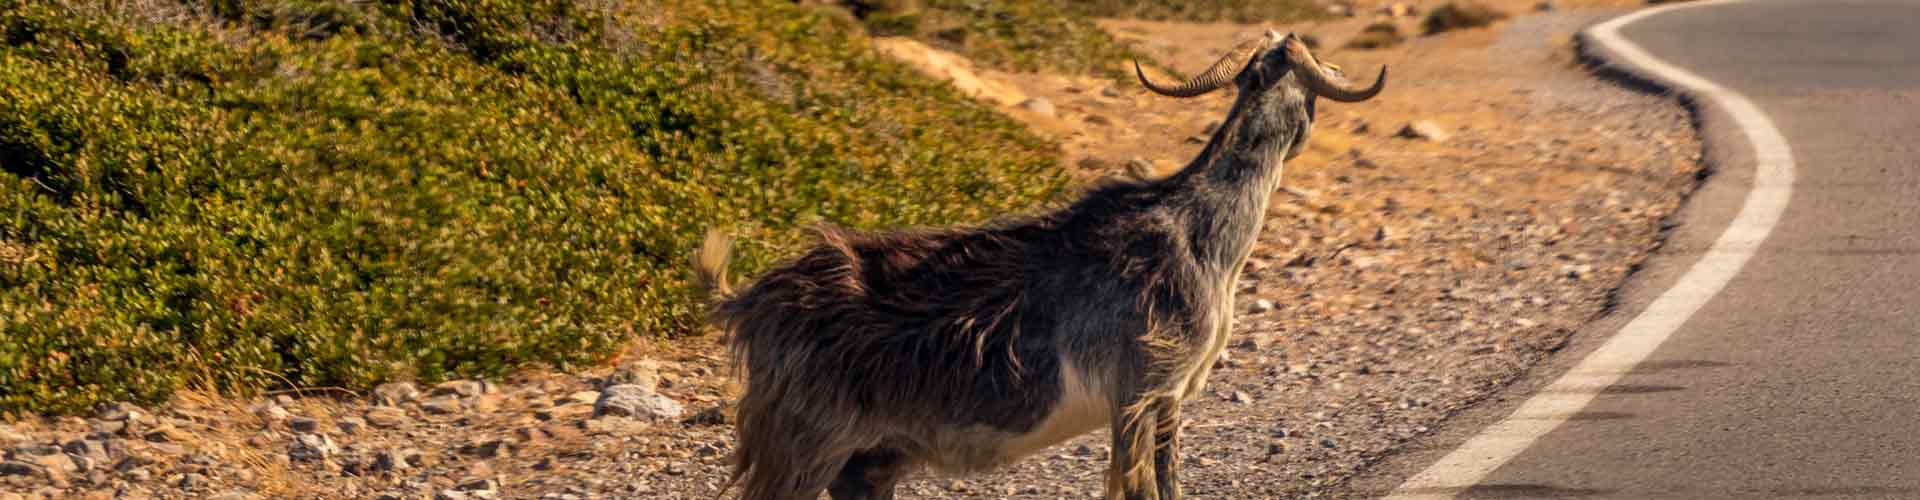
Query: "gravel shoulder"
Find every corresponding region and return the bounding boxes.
[0,2,1704,499]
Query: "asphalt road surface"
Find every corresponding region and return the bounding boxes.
[1360,1,1920,499]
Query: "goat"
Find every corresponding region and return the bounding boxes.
[693,31,1386,500]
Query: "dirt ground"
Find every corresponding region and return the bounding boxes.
[0,1,1705,499]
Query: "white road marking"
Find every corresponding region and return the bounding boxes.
[1384,1,1797,498]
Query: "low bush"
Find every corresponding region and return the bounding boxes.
[1423,2,1510,35]
[1345,22,1406,50]
[0,0,1067,414]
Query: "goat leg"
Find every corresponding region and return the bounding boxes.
[1108,398,1163,500]
[1151,399,1183,500]
[827,448,909,500]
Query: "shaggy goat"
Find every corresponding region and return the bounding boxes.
[695,31,1385,500]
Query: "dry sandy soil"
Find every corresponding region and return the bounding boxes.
[0,1,1704,499]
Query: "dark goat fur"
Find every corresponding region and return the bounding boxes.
[696,33,1383,500]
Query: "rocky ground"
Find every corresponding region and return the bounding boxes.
[1,1,1704,499]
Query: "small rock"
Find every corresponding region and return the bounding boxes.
[1560,264,1594,279]
[288,417,320,433]
[456,477,499,492]
[251,403,291,422]
[606,360,663,391]
[1232,391,1255,404]
[288,434,337,462]
[373,448,423,472]
[1084,114,1112,126]
[593,385,685,420]
[459,439,505,459]
[1535,1,1556,11]
[143,425,192,443]
[431,380,488,399]
[364,407,410,428]
[0,425,24,444]
[1326,4,1351,16]
[372,382,420,406]
[62,440,109,464]
[10,443,60,457]
[1382,2,1416,17]
[207,492,256,500]
[336,417,364,434]
[1100,86,1122,98]
[0,460,41,477]
[563,391,599,406]
[1397,121,1450,142]
[177,472,209,489]
[435,491,470,500]
[1016,97,1055,117]
[1251,299,1276,312]
[419,396,464,416]
[96,402,146,423]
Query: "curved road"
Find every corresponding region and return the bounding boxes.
[1364,1,1920,499]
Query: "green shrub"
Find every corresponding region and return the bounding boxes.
[0,0,1067,414]
[1423,2,1509,35]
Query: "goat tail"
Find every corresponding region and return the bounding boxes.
[692,228,736,299]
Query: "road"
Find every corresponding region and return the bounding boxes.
[1361,1,1920,498]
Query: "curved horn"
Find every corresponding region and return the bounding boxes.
[1285,37,1387,103]
[1135,38,1263,98]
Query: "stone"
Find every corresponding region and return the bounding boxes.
[593,385,684,420]
[251,403,291,422]
[456,478,499,492]
[365,407,410,428]
[336,417,364,435]
[177,472,209,489]
[1100,86,1123,98]
[1535,1,1556,11]
[563,391,599,406]
[459,439,505,459]
[420,396,464,415]
[62,440,109,465]
[1251,299,1276,312]
[1397,121,1450,142]
[431,380,488,398]
[208,492,257,500]
[0,460,41,477]
[288,417,320,433]
[373,448,422,472]
[143,425,193,443]
[606,360,662,391]
[288,434,337,462]
[9,443,60,457]
[372,382,420,406]
[1016,97,1055,117]
[96,402,146,423]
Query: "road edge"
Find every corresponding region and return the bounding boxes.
[1378,1,1798,498]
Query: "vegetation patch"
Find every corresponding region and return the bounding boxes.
[0,0,1066,414]
[1423,2,1510,35]
[1345,22,1406,50]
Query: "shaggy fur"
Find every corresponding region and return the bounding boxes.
[696,33,1381,500]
